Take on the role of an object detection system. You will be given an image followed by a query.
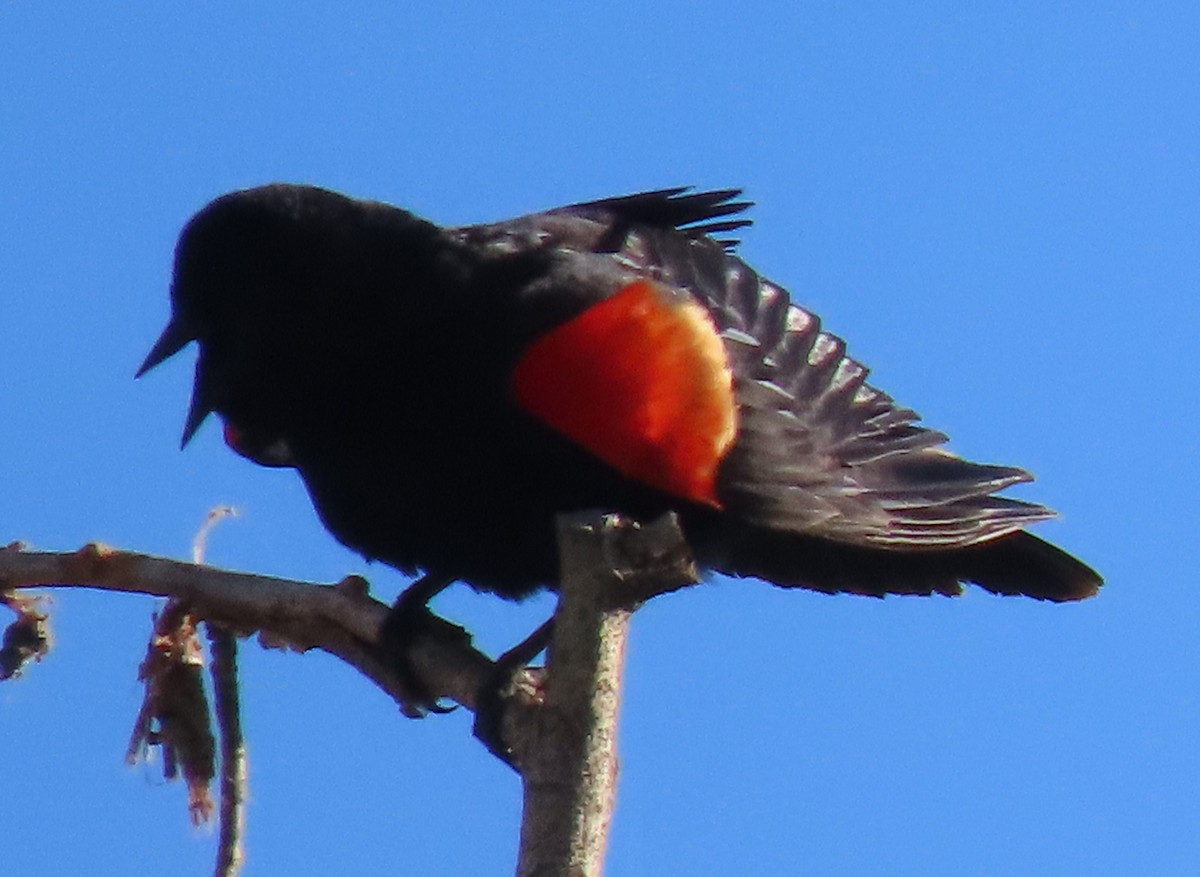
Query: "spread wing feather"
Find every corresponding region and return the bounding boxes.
[521,188,1056,549]
[554,187,754,246]
[461,187,1099,599]
[707,265,1056,548]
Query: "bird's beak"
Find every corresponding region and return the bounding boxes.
[180,369,213,449]
[135,317,194,378]
[181,394,213,449]
[137,317,211,447]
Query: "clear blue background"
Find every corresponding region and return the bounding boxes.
[2,4,1194,875]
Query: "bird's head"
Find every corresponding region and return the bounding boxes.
[137,184,354,448]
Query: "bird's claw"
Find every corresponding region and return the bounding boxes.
[379,595,457,717]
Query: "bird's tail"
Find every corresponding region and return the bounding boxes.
[954,530,1102,602]
[702,525,1102,602]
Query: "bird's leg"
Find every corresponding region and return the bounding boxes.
[473,618,555,769]
[379,572,457,717]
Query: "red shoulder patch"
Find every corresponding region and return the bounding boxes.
[511,279,736,507]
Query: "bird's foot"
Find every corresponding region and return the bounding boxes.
[379,573,457,717]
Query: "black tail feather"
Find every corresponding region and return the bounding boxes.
[703,525,1102,603]
[958,531,1102,602]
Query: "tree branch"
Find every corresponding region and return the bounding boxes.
[2,514,699,877]
[514,512,697,877]
[0,542,492,713]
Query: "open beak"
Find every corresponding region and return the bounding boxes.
[137,317,212,448]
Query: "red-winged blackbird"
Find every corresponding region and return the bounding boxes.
[138,185,1101,603]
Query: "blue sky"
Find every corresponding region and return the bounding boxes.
[2,3,1196,875]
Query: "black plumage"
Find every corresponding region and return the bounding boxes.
[139,184,1101,603]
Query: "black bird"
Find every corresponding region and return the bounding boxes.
[138,184,1101,606]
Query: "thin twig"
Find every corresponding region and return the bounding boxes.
[208,624,246,877]
[191,504,248,877]
[193,505,239,566]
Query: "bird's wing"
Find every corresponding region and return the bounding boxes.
[690,244,1055,549]
[550,190,1054,546]
[464,188,1054,550]
[712,273,1055,548]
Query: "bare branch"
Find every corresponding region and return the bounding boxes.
[2,519,701,877]
[0,543,493,714]
[514,512,697,877]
